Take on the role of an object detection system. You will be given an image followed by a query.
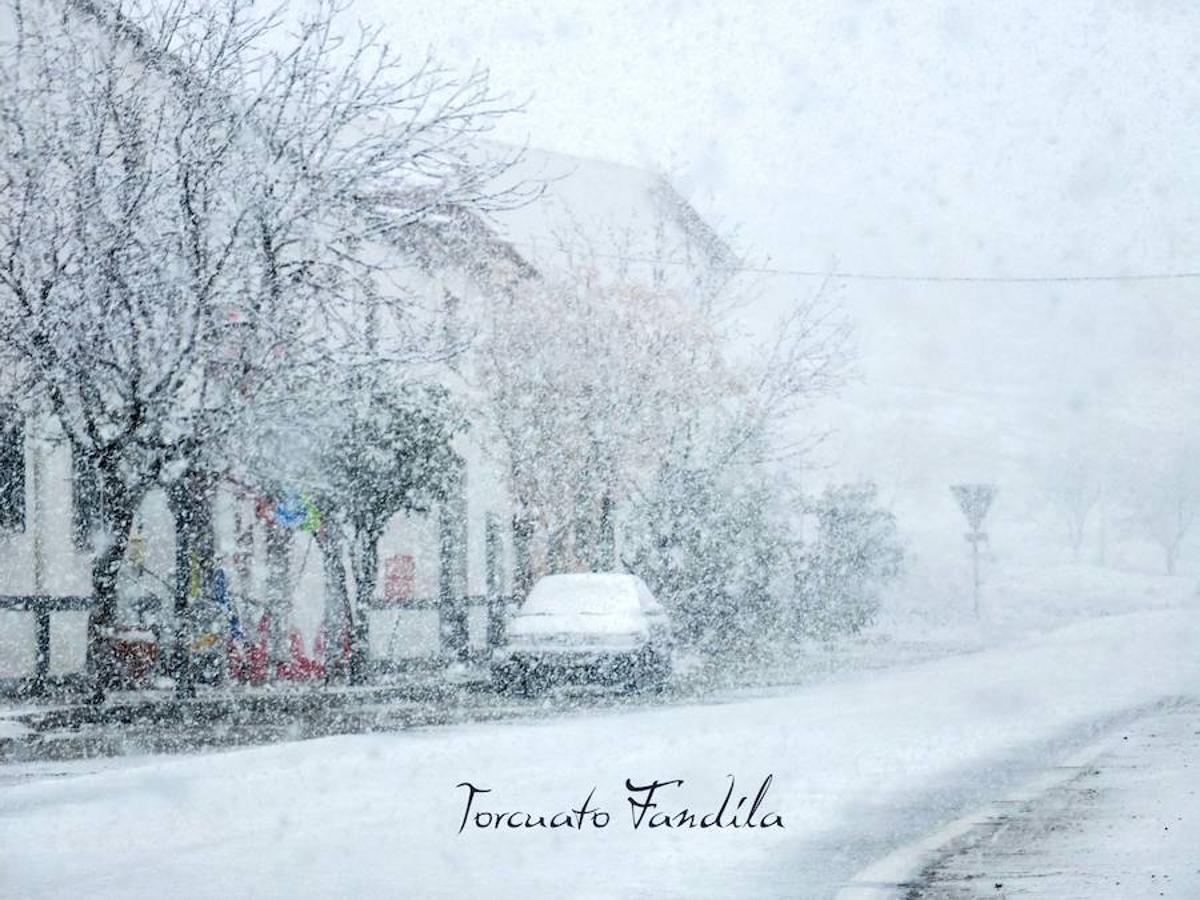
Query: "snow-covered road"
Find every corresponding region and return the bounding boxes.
[900,699,1200,898]
[2,609,1198,899]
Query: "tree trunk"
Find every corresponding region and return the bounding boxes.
[546,519,570,574]
[166,471,217,698]
[317,521,352,683]
[512,506,534,599]
[573,491,597,571]
[348,526,379,684]
[169,498,194,698]
[264,518,293,679]
[87,540,126,703]
[234,506,254,603]
[85,472,137,705]
[598,492,616,571]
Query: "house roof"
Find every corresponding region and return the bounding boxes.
[383,145,738,299]
[480,144,738,277]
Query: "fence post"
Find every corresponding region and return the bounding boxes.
[31,607,50,696]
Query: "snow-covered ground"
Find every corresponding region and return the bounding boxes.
[2,607,1198,899]
[874,559,1199,648]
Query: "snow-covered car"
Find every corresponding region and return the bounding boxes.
[491,573,672,695]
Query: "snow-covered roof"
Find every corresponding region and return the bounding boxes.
[398,144,737,299]
[481,144,737,276]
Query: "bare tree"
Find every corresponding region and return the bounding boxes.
[481,265,722,576]
[1041,445,1104,562]
[0,0,272,695]
[478,214,851,586]
[0,0,526,695]
[1125,442,1200,576]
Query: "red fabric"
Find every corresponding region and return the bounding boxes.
[226,638,245,682]
[278,630,324,680]
[229,613,351,683]
[246,613,270,685]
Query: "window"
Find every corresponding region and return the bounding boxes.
[0,413,24,532]
[72,444,104,548]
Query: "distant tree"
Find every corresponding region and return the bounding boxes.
[790,483,903,639]
[1041,446,1104,562]
[479,219,852,594]
[1125,443,1200,576]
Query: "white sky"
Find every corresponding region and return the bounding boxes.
[362,0,1200,276]
[358,0,1200,522]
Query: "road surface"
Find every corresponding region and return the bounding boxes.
[1,609,1198,898]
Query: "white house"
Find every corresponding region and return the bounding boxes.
[0,4,731,689]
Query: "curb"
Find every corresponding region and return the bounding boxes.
[833,728,1128,898]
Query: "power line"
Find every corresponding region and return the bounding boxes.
[746,268,1200,284]
[509,241,1200,284]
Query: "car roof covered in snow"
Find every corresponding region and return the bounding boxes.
[518,573,661,618]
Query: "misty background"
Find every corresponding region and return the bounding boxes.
[351,0,1200,594]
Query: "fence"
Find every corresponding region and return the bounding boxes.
[0,595,94,697]
[366,593,515,672]
[0,592,515,698]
